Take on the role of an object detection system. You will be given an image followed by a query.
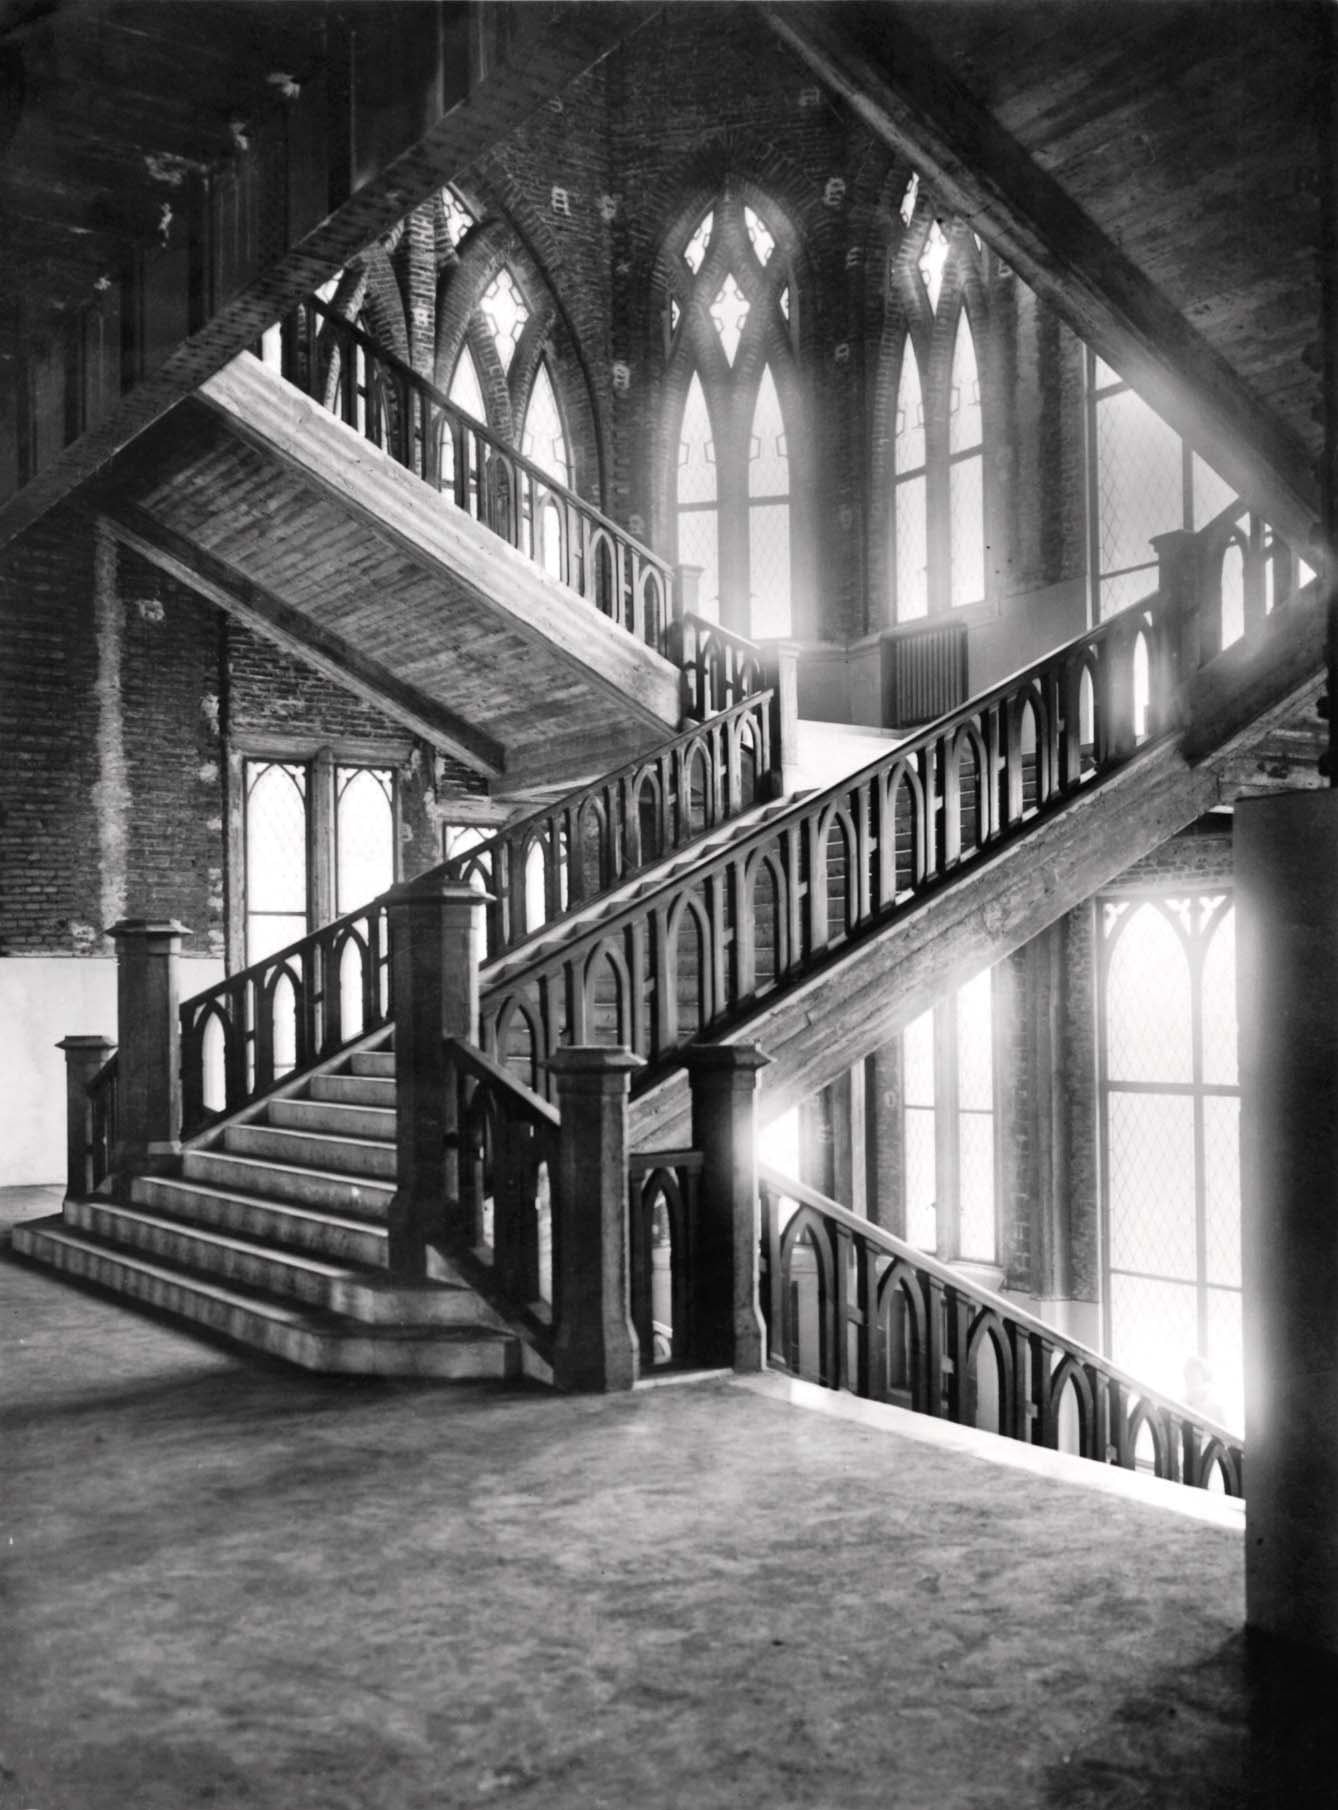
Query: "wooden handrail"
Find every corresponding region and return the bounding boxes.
[442,1035,560,1132]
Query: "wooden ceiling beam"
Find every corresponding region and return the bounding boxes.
[760,1,1323,558]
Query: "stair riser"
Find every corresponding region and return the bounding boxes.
[327,1278,507,1329]
[350,1052,395,1079]
[183,1152,394,1218]
[267,1098,397,1141]
[134,1178,387,1266]
[11,1229,517,1378]
[67,1199,339,1308]
[309,1075,396,1108]
[223,1124,397,1181]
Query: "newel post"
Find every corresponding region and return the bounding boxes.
[760,639,802,799]
[1152,528,1208,714]
[109,919,188,1177]
[684,1043,771,1372]
[548,1046,643,1392]
[674,563,702,623]
[385,875,490,1277]
[58,1034,116,1199]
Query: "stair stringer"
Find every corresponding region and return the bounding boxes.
[629,578,1328,1145]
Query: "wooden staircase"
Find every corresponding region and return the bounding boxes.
[13,1039,526,1379]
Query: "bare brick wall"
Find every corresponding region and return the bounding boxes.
[0,507,102,954]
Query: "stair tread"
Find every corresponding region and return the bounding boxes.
[19,1225,512,1344]
[189,1151,396,1191]
[232,1126,396,1152]
[139,1175,392,1232]
[82,1202,369,1280]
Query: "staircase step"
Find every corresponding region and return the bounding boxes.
[182,1149,396,1218]
[267,1096,396,1141]
[133,1175,389,1265]
[350,1051,396,1079]
[308,1072,396,1108]
[222,1121,397,1179]
[10,1219,520,1378]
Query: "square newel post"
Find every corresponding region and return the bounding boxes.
[109,920,189,1177]
[58,1034,117,1199]
[684,1043,772,1372]
[548,1046,644,1392]
[385,875,491,1277]
[759,640,802,799]
[1152,528,1207,711]
[673,563,702,623]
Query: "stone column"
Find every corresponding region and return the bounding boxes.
[1237,791,1338,1660]
[548,1046,643,1392]
[109,919,189,1176]
[760,639,802,798]
[57,1034,117,1199]
[385,875,490,1276]
[684,1043,771,1372]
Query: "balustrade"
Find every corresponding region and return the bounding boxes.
[627,1149,703,1371]
[670,611,769,720]
[479,591,1182,1095]
[180,898,390,1139]
[758,1167,1244,1495]
[446,690,778,962]
[58,1036,118,1199]
[277,297,675,654]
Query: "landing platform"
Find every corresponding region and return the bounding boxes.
[0,1186,1325,1809]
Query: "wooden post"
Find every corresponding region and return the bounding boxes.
[1152,527,1206,711]
[385,874,490,1276]
[683,1043,771,1372]
[109,919,188,1177]
[760,639,802,798]
[57,1034,117,1200]
[548,1046,643,1392]
[674,563,702,622]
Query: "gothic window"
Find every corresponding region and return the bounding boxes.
[663,189,797,636]
[448,342,486,422]
[520,360,570,487]
[1099,892,1242,1430]
[887,193,989,626]
[901,966,998,1263]
[479,267,529,374]
[242,757,398,967]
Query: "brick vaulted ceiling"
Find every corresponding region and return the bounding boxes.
[763,0,1328,557]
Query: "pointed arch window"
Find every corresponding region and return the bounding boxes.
[893,346,928,622]
[948,314,985,611]
[663,190,798,637]
[521,361,570,487]
[479,266,528,373]
[448,343,486,422]
[886,203,990,626]
[676,372,720,619]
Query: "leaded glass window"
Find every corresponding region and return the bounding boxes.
[676,372,719,619]
[893,347,928,622]
[440,185,476,248]
[948,314,984,611]
[335,767,395,916]
[479,267,529,374]
[918,220,950,313]
[664,188,797,636]
[1100,892,1242,1430]
[748,366,790,639]
[449,343,486,422]
[902,966,997,1263]
[521,361,570,487]
[245,762,308,964]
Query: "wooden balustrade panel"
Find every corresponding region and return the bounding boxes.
[757,1170,1243,1495]
[627,1149,703,1370]
[282,296,675,658]
[88,1055,120,1191]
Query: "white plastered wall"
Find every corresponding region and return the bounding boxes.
[0,955,224,1187]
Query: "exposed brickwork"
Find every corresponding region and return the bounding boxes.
[0,507,102,954]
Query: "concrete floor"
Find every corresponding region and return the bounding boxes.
[1,1185,1331,1810]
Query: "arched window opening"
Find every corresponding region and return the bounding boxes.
[748,365,791,638]
[335,767,395,917]
[479,266,528,373]
[439,185,476,248]
[1100,893,1243,1432]
[449,343,486,423]
[521,361,570,488]
[948,314,985,611]
[676,371,720,620]
[245,762,308,965]
[902,966,998,1264]
[893,345,928,622]
[662,188,797,634]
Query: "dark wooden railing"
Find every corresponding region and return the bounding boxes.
[87,1054,120,1193]
[758,1167,1244,1495]
[277,295,676,654]
[446,690,778,964]
[180,897,391,1137]
[478,587,1180,1093]
[669,611,769,721]
[445,1035,560,1348]
[628,1148,703,1371]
